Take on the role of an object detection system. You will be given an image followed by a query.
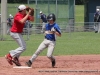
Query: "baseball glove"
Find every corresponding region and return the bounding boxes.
[30,8,34,16]
[26,6,31,11]
[26,6,34,16]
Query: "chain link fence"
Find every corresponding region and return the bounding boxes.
[0,22,33,41]
[0,3,97,41]
[28,0,69,23]
[0,22,97,41]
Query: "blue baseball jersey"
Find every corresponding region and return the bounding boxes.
[94,12,100,22]
[45,23,61,41]
[40,14,47,23]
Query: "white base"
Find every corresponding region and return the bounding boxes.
[13,66,32,69]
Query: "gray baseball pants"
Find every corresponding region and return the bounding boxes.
[9,32,26,58]
[94,22,100,33]
[41,22,47,33]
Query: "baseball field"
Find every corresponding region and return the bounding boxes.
[1,32,100,75]
[1,4,100,75]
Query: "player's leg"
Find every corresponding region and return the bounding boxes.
[41,22,46,33]
[98,23,100,33]
[7,25,10,35]
[26,39,47,67]
[47,41,56,67]
[6,32,26,66]
[94,23,98,33]
[9,32,26,57]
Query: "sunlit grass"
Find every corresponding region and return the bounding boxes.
[0,32,100,57]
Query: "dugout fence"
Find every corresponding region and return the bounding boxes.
[0,22,32,41]
[0,22,97,41]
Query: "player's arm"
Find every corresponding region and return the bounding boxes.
[55,32,61,37]
[51,26,61,37]
[20,9,32,24]
[40,15,43,23]
[27,8,34,22]
[28,15,34,22]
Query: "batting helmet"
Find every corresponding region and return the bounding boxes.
[47,13,56,21]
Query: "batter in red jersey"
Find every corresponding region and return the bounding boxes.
[5,4,34,66]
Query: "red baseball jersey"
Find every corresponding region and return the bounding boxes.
[10,12,30,33]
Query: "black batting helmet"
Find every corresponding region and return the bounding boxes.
[47,13,56,21]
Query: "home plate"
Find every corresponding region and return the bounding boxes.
[13,66,32,69]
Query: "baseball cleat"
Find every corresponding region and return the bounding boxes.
[26,60,32,67]
[95,31,98,33]
[52,59,56,67]
[5,53,13,65]
[12,57,21,66]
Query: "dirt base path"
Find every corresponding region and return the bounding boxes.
[0,55,100,75]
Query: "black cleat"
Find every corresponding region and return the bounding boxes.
[26,60,32,67]
[95,31,98,33]
[12,57,21,66]
[52,59,56,67]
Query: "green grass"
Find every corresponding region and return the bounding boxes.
[75,5,84,22]
[1,32,100,57]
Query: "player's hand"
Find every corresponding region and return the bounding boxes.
[45,31,54,34]
[30,8,34,16]
[28,9,32,14]
[26,7,34,16]
[45,31,48,34]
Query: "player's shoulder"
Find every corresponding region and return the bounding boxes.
[54,23,59,26]
[45,23,48,26]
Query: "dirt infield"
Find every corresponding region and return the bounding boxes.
[1,55,100,75]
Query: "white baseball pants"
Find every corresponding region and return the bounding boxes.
[9,32,26,58]
[30,39,56,62]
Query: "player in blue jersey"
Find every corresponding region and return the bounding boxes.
[40,11,47,33]
[26,13,61,67]
[94,9,100,33]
